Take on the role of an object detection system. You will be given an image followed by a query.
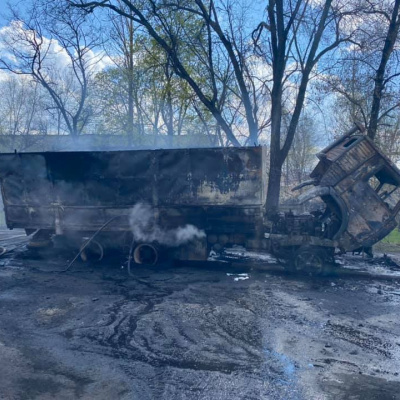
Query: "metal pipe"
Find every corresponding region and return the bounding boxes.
[62,215,125,272]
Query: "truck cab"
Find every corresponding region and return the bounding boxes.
[264,126,400,272]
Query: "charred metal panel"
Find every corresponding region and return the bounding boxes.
[324,136,363,161]
[0,146,267,234]
[319,163,347,187]
[299,131,400,252]
[334,155,385,195]
[338,140,375,174]
[345,210,376,242]
[318,140,375,187]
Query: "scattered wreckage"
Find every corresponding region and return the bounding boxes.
[0,125,399,273]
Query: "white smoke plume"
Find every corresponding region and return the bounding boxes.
[129,203,206,247]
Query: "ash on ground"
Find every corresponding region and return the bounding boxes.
[0,231,400,399]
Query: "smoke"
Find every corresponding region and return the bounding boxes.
[129,203,206,247]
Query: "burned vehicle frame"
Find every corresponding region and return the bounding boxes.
[259,125,400,272]
[0,125,399,273]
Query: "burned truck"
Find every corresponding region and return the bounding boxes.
[0,125,399,272]
[259,126,400,272]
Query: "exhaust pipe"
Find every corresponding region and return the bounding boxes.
[133,243,158,265]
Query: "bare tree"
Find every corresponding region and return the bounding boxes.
[321,1,400,143]
[104,1,138,140]
[367,0,400,140]
[283,113,319,191]
[71,0,264,146]
[0,76,42,135]
[0,1,103,136]
[252,0,357,211]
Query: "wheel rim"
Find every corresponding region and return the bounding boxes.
[80,239,104,262]
[133,244,158,265]
[295,250,323,273]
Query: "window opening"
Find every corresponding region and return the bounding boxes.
[343,138,358,148]
[367,167,400,210]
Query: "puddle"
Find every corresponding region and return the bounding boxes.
[226,273,250,281]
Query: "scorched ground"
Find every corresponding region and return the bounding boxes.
[0,231,400,399]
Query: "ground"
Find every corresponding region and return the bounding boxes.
[1,230,400,399]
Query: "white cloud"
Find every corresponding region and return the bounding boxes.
[0,20,110,75]
[0,69,11,82]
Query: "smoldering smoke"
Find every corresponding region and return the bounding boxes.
[129,203,206,247]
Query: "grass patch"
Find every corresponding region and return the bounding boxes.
[381,228,400,244]
[375,228,400,253]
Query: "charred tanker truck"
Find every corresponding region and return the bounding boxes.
[0,125,400,273]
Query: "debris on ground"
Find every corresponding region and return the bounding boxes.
[0,230,399,399]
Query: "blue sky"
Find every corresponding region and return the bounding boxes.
[0,0,28,26]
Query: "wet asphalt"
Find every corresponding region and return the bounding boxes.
[0,234,400,399]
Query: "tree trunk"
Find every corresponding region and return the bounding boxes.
[165,87,174,146]
[367,0,400,140]
[265,157,283,214]
[266,86,284,212]
[72,117,79,137]
[127,18,134,145]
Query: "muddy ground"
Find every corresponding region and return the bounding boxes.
[0,231,400,399]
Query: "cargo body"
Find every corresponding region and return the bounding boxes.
[0,147,267,259]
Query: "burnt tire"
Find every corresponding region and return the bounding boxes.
[293,246,326,275]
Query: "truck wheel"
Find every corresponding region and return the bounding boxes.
[294,246,326,275]
[80,239,104,263]
[133,243,158,265]
[27,230,53,249]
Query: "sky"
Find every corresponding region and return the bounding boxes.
[0,0,24,26]
[0,0,113,78]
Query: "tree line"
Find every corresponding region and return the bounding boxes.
[1,0,400,210]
